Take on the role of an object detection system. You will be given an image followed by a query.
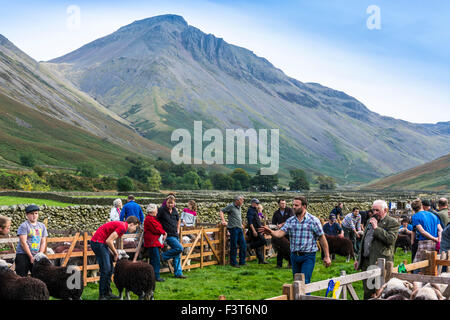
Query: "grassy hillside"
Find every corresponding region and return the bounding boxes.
[364,154,450,191]
[0,93,135,175]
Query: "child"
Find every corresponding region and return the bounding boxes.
[257,204,267,226]
[181,200,197,228]
[90,216,140,300]
[0,215,11,236]
[15,205,48,277]
[143,204,166,282]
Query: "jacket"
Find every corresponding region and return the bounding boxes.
[143,215,166,248]
[120,201,144,223]
[357,214,399,269]
[272,207,294,225]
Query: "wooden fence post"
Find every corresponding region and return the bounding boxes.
[83,232,88,287]
[427,250,437,276]
[282,284,294,300]
[293,273,305,300]
[62,233,80,267]
[341,270,347,300]
[221,225,227,265]
[377,258,386,289]
[201,228,204,269]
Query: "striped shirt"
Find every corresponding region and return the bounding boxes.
[341,212,362,232]
[280,212,324,253]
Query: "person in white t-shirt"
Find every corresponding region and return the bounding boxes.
[110,199,122,221]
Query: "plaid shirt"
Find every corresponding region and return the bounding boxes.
[281,212,324,253]
[341,212,361,232]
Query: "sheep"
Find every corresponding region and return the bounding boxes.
[374,277,414,299]
[411,286,445,300]
[395,234,411,253]
[113,250,156,300]
[271,236,291,267]
[323,234,355,262]
[31,252,84,300]
[0,259,49,300]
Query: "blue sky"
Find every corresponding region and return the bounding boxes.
[1,0,449,123]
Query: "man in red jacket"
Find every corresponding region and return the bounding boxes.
[144,203,167,282]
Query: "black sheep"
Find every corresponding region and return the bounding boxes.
[113,250,156,300]
[31,253,84,300]
[271,236,291,267]
[395,233,411,253]
[0,260,49,300]
[322,235,355,262]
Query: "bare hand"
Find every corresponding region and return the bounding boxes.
[113,252,119,262]
[369,218,378,229]
[253,231,257,237]
[323,256,331,267]
[354,260,359,270]
[221,221,228,226]
[258,226,271,235]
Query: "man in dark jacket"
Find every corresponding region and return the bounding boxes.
[355,200,399,299]
[157,197,186,279]
[272,199,294,268]
[247,199,268,264]
[330,203,344,221]
[272,199,294,229]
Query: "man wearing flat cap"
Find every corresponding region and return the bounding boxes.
[15,205,48,277]
[247,198,268,264]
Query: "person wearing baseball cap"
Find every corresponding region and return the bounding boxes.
[247,198,268,264]
[323,214,343,238]
[15,204,48,277]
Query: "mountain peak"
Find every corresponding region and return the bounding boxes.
[118,14,188,32]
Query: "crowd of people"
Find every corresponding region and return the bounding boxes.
[0,194,448,300]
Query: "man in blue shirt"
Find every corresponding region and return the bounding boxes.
[120,195,144,224]
[411,199,442,268]
[323,214,343,237]
[260,196,331,284]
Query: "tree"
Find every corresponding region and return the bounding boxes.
[251,169,278,192]
[230,168,250,190]
[317,175,336,190]
[289,169,310,191]
[126,158,161,190]
[210,173,234,190]
[77,163,98,178]
[117,177,134,192]
[182,171,201,190]
[20,154,36,167]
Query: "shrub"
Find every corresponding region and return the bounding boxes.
[20,154,36,167]
[117,177,134,192]
[33,166,45,178]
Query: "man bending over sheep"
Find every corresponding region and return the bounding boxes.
[260,196,331,284]
[90,216,140,300]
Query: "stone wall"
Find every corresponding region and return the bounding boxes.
[1,200,374,236]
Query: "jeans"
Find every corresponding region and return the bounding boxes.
[229,227,247,266]
[290,252,316,284]
[161,236,183,277]
[147,247,161,279]
[91,241,114,296]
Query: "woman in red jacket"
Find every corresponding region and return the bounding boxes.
[144,203,167,282]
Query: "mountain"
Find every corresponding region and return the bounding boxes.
[16,14,450,184]
[0,33,170,172]
[364,154,450,191]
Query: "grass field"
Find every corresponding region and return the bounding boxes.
[0,196,76,207]
[80,248,411,300]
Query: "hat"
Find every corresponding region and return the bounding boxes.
[421,199,431,207]
[251,198,260,204]
[329,214,336,220]
[25,204,40,214]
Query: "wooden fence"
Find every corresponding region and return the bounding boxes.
[0,225,274,286]
[267,250,450,300]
